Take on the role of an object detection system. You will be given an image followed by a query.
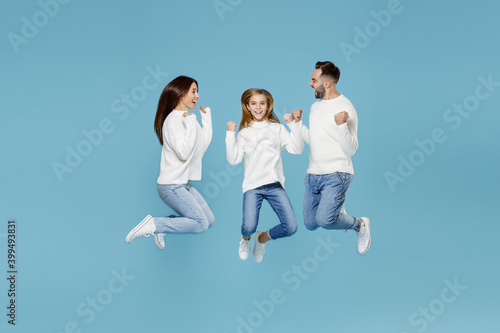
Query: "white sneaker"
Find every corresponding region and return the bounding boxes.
[356,217,371,255]
[154,233,165,249]
[252,231,266,263]
[125,215,156,243]
[239,237,251,260]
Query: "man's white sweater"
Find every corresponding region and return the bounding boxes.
[157,108,212,184]
[299,95,358,175]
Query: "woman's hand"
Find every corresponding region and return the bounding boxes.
[200,106,207,113]
[227,121,237,132]
[182,112,194,118]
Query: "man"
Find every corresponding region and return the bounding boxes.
[293,61,371,255]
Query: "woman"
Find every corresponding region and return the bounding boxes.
[125,76,215,249]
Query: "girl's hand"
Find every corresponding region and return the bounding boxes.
[284,114,293,123]
[292,109,303,122]
[227,121,237,132]
[182,112,194,118]
[200,106,207,113]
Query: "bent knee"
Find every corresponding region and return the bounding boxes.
[316,214,339,229]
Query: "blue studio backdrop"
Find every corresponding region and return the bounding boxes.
[1,0,499,332]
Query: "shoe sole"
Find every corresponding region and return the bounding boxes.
[358,217,371,255]
[125,215,153,243]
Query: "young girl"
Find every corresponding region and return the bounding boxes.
[226,88,303,263]
[125,76,215,249]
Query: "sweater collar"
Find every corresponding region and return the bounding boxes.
[250,120,270,128]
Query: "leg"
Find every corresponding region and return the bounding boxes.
[241,187,264,238]
[303,174,321,231]
[266,184,297,240]
[154,184,210,234]
[186,182,215,228]
[315,173,360,230]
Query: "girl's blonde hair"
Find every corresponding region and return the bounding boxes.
[239,88,281,131]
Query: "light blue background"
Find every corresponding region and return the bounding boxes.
[1,0,499,332]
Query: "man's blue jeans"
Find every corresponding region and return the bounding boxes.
[242,182,297,240]
[303,173,360,231]
[154,182,215,234]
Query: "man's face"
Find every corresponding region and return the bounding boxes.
[309,68,325,99]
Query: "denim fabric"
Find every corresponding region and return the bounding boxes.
[242,182,297,240]
[303,173,360,231]
[155,182,215,234]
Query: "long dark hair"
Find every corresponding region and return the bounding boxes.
[154,75,198,145]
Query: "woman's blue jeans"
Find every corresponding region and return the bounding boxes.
[155,182,215,234]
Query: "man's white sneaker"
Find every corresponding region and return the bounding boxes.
[239,237,251,260]
[356,217,371,255]
[252,231,266,263]
[154,233,165,249]
[125,215,156,243]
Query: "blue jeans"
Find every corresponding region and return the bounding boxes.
[242,182,297,240]
[155,182,215,234]
[303,173,360,231]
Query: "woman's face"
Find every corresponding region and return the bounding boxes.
[246,94,268,122]
[177,82,199,111]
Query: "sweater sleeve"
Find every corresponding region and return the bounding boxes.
[165,114,197,161]
[200,107,212,152]
[336,106,358,157]
[225,130,245,165]
[296,120,310,145]
[280,122,304,154]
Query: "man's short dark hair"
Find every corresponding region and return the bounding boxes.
[315,61,340,84]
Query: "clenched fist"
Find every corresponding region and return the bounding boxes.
[227,121,237,132]
[182,112,194,118]
[200,106,208,113]
[292,109,303,122]
[334,111,349,125]
[283,114,293,123]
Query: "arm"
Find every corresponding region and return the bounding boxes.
[225,122,245,165]
[165,114,197,161]
[335,108,358,157]
[290,109,310,145]
[280,122,304,154]
[199,106,212,151]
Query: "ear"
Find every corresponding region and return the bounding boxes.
[323,79,331,89]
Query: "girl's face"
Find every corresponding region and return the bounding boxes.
[246,94,268,122]
[177,82,200,111]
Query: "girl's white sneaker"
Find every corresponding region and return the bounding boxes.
[239,237,251,260]
[252,231,266,263]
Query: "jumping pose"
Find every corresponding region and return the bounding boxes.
[226,88,303,263]
[294,61,371,255]
[125,76,214,249]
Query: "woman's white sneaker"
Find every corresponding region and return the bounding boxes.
[239,237,251,260]
[154,233,165,249]
[252,231,266,263]
[356,217,371,255]
[125,215,156,243]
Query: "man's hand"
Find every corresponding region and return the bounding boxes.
[227,121,237,132]
[200,106,207,113]
[334,111,349,125]
[283,114,293,123]
[182,112,194,118]
[292,109,303,122]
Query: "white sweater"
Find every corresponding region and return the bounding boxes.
[157,108,212,184]
[226,120,304,193]
[298,95,358,175]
